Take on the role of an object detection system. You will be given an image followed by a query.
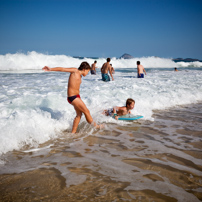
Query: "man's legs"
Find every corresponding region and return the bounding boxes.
[71,98,94,133]
[71,107,82,133]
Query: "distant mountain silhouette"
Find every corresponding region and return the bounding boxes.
[173,58,202,62]
[120,53,134,59]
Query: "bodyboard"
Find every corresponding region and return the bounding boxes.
[114,114,143,121]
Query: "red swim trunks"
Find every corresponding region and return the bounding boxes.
[67,94,80,104]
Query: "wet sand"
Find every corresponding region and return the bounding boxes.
[0,103,202,202]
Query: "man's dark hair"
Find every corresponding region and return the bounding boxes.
[78,62,91,70]
[107,58,111,62]
[137,61,140,65]
[94,60,97,63]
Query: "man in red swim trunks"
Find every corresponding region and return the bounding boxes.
[42,62,102,133]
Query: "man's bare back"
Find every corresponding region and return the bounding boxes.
[101,62,111,74]
[91,63,97,71]
[101,58,114,81]
[137,61,146,78]
[137,64,145,74]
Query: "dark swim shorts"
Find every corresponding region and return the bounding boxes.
[67,94,80,104]
[102,73,110,82]
[91,70,96,75]
[138,73,144,78]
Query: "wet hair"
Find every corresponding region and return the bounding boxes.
[78,62,91,70]
[137,61,140,65]
[126,98,135,106]
[107,58,111,62]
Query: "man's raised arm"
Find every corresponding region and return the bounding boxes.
[42,66,77,73]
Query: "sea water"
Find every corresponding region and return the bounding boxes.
[0,51,202,157]
[0,52,202,201]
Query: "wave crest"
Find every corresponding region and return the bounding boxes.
[0,51,202,70]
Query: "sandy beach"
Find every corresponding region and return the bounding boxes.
[0,103,202,202]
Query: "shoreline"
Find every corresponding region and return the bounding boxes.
[0,102,202,201]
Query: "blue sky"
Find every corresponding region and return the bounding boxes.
[0,0,202,59]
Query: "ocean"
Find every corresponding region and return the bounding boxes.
[0,51,202,201]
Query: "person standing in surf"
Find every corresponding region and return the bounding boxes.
[42,62,102,133]
[101,58,114,81]
[91,60,98,75]
[137,61,146,78]
[110,64,115,74]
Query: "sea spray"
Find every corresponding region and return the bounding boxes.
[1,51,202,71]
[0,59,202,156]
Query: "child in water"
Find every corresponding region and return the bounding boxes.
[104,98,135,120]
[42,62,102,133]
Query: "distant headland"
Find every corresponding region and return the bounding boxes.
[119,53,134,59]
[72,53,201,62]
[119,53,202,62]
[172,58,202,62]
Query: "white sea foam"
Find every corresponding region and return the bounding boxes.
[0,51,202,71]
[0,55,202,156]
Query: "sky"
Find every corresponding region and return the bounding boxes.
[0,0,202,59]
